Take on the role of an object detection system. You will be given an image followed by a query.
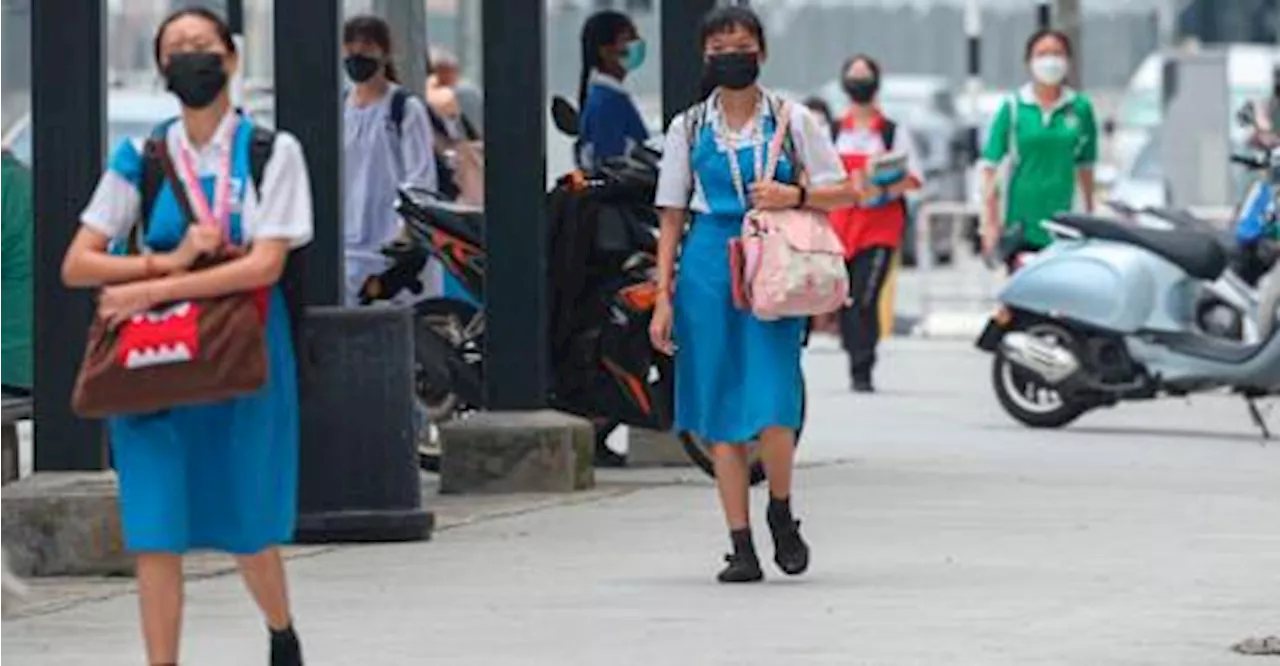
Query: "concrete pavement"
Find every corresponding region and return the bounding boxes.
[4,337,1278,665]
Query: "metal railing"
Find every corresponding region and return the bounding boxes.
[911,200,1001,335]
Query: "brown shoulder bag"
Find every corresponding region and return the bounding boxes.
[71,136,269,418]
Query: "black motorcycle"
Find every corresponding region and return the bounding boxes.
[361,96,801,484]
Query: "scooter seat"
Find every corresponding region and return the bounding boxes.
[1054,214,1227,280]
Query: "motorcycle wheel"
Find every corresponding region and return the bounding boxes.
[991,321,1088,429]
[677,384,806,487]
[413,298,483,472]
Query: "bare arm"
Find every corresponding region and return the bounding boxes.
[1076,167,1095,214]
[142,239,291,303]
[62,225,202,288]
[655,208,685,300]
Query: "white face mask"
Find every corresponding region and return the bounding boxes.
[1030,55,1069,86]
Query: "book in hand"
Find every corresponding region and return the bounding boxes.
[867,151,909,188]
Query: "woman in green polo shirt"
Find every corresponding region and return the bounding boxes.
[980,29,1098,269]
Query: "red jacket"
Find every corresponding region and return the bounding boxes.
[828,111,907,257]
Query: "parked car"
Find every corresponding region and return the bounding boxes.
[3,86,275,168]
[1109,43,1279,173]
[1108,133,1167,210]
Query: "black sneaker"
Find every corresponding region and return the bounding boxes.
[768,516,810,576]
[852,376,875,393]
[593,442,628,468]
[716,551,764,583]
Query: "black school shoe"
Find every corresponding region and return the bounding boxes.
[270,625,303,666]
[717,528,764,583]
[767,502,810,576]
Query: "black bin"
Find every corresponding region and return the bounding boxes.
[295,306,433,543]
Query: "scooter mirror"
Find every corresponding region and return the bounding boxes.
[551,96,580,138]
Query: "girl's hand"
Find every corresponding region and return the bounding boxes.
[749,182,801,210]
[167,224,224,271]
[99,282,163,328]
[859,184,886,206]
[648,296,675,356]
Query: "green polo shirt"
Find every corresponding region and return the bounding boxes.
[982,85,1098,249]
[2,151,34,389]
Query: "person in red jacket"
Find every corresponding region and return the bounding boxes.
[829,54,924,392]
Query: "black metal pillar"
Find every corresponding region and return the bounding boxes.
[481,0,549,410]
[274,0,342,307]
[1036,0,1052,30]
[661,0,717,128]
[227,0,243,34]
[31,0,105,471]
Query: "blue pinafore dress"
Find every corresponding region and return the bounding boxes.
[673,111,806,444]
[108,120,299,554]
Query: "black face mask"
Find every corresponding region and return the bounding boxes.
[704,52,760,91]
[344,55,382,83]
[842,77,879,104]
[164,52,228,110]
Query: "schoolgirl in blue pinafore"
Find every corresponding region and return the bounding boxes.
[673,102,806,444]
[103,115,299,554]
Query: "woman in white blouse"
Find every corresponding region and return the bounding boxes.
[650,6,852,584]
[341,15,439,306]
[62,9,310,665]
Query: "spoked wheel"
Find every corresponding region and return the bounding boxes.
[991,321,1088,429]
[678,384,807,486]
[413,298,484,472]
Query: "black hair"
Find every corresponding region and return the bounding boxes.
[153,6,237,68]
[802,95,837,141]
[344,15,400,83]
[840,53,881,81]
[577,10,636,112]
[1024,28,1072,61]
[698,6,767,54]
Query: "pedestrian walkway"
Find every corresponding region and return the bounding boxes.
[4,339,1277,665]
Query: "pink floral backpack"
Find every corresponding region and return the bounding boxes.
[733,101,849,321]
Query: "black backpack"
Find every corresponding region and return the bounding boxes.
[138,120,307,357]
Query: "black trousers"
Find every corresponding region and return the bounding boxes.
[839,246,894,380]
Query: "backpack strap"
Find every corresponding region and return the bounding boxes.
[138,118,181,241]
[248,125,275,195]
[389,87,410,136]
[879,118,897,152]
[682,100,709,211]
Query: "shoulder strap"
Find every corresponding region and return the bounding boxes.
[683,101,708,209]
[248,125,276,194]
[767,94,800,170]
[1007,94,1020,166]
[879,119,897,152]
[139,119,180,233]
[765,98,793,182]
[390,88,410,135]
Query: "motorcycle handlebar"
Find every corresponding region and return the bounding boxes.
[1231,153,1269,170]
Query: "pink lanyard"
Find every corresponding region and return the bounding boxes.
[173,118,236,237]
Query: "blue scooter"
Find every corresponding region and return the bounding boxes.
[975,148,1280,436]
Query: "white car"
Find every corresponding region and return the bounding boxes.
[3,86,275,167]
[1110,43,1278,173]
